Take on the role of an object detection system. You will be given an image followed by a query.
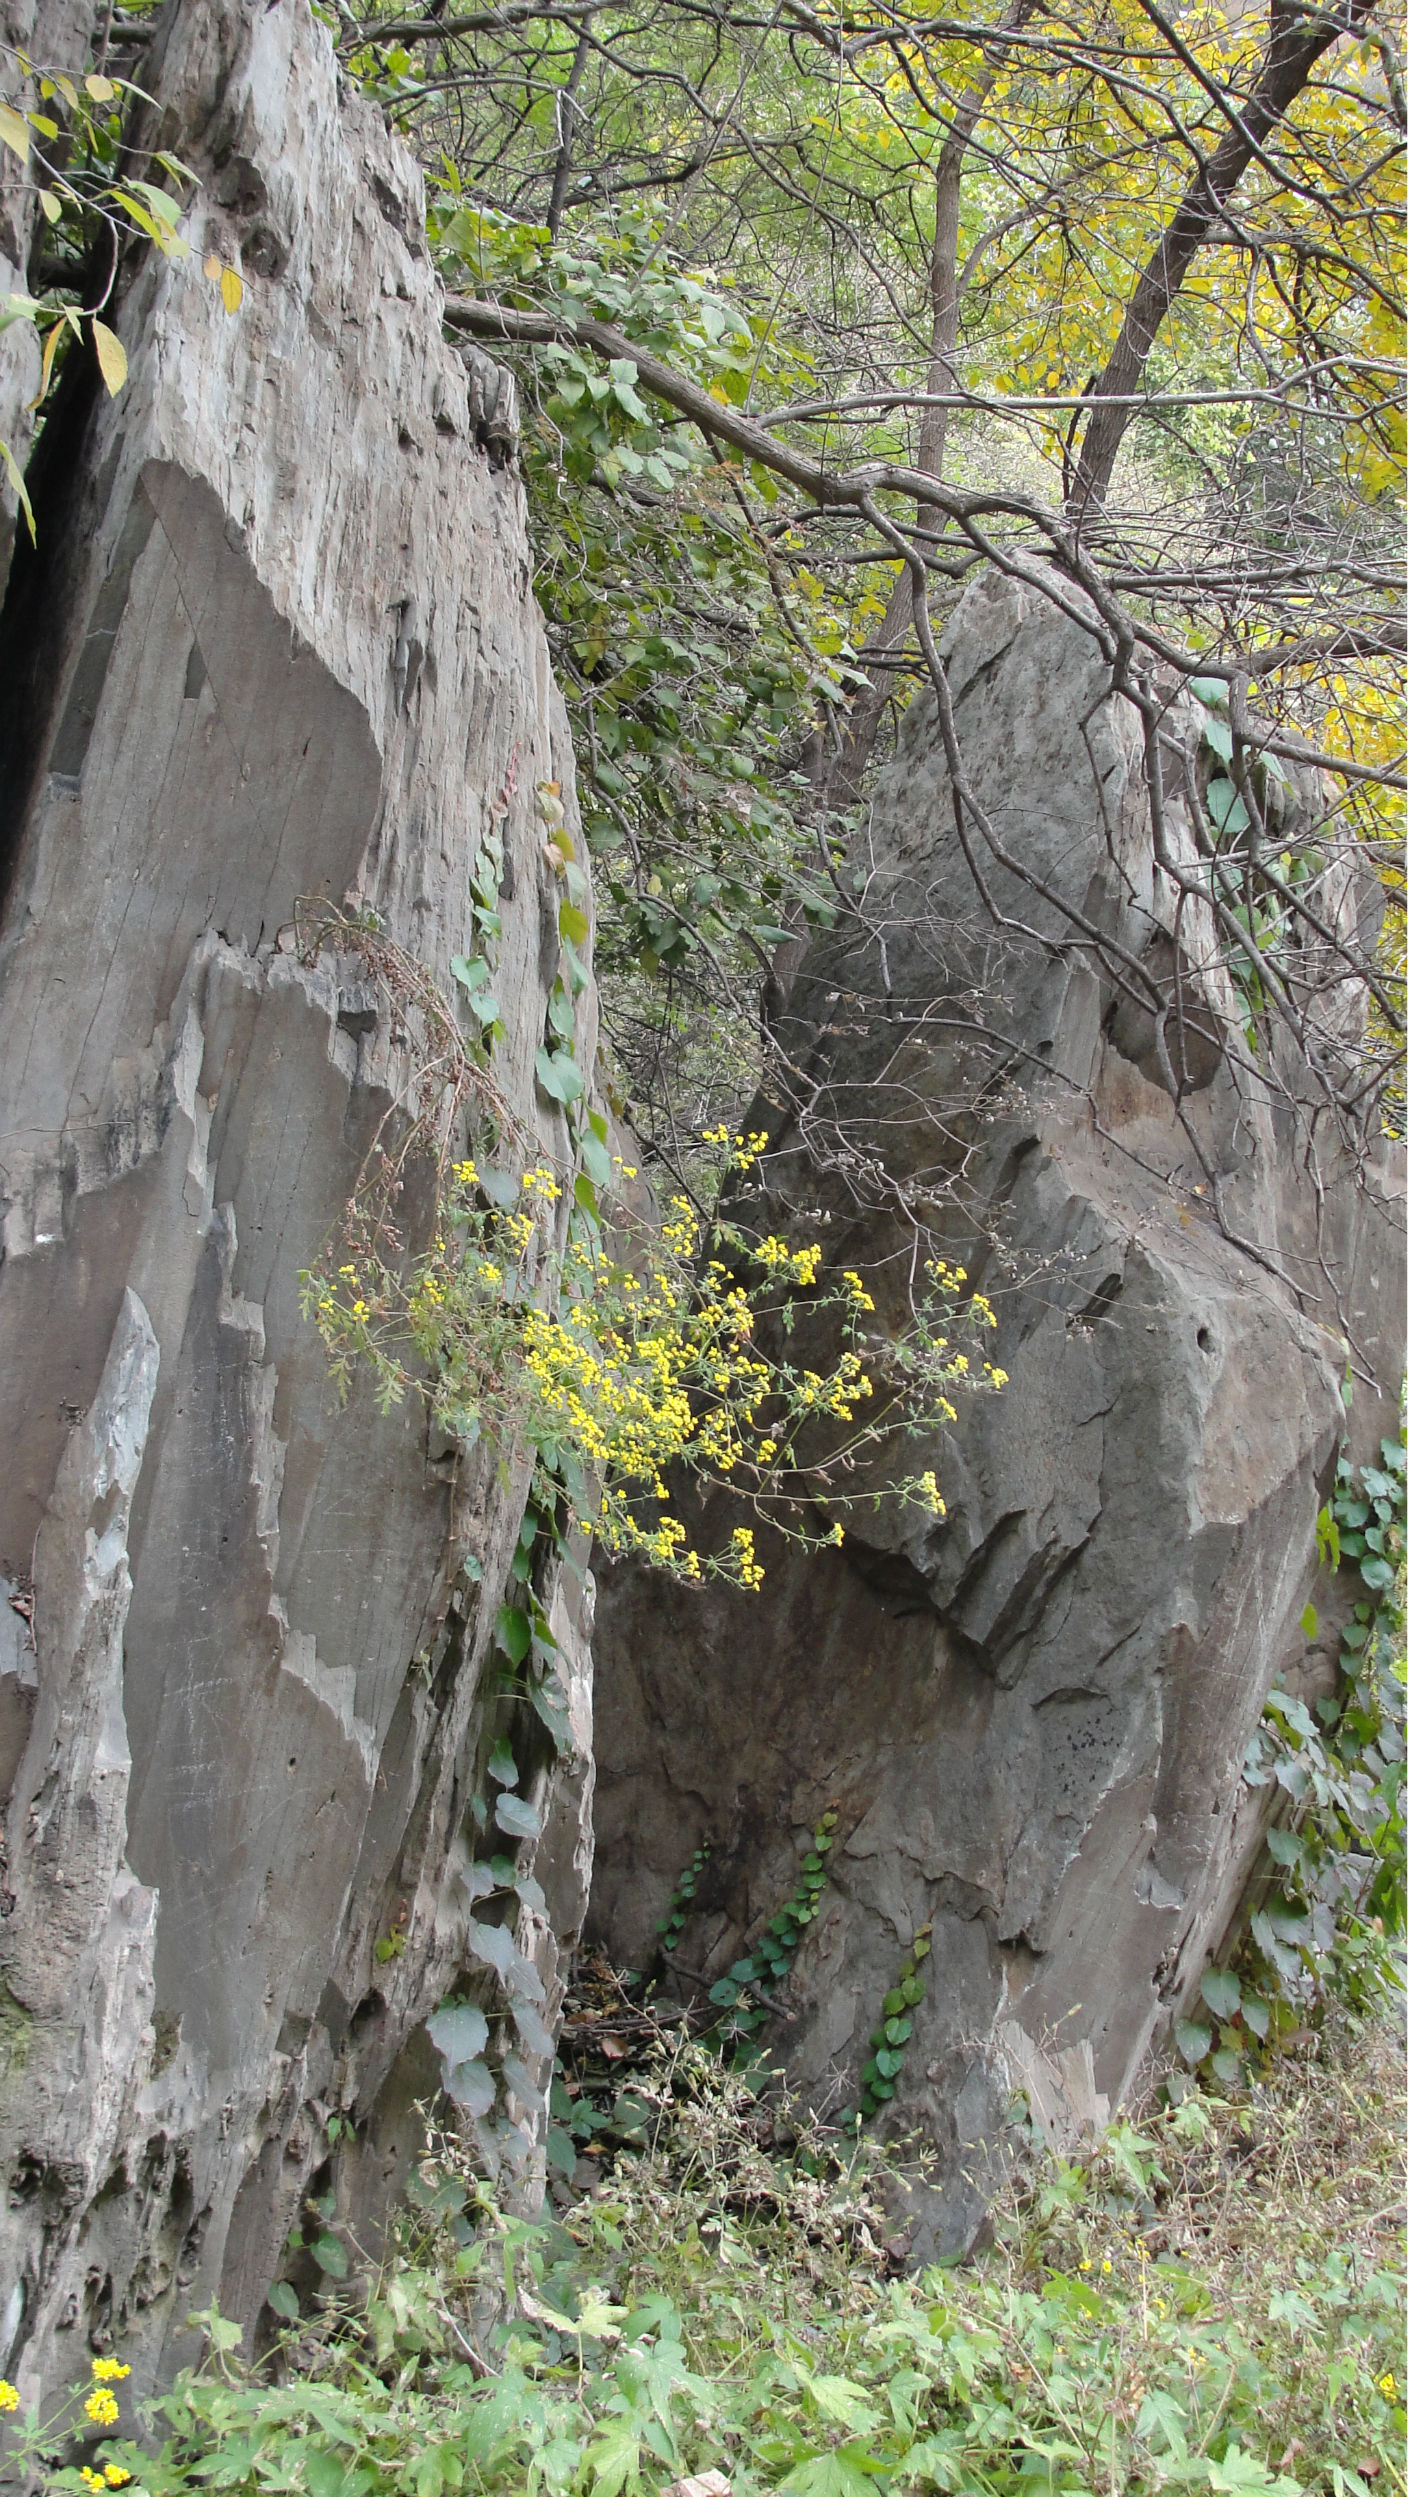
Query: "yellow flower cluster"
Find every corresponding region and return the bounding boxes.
[81,2468,131,2490]
[85,2390,120,2427]
[305,1124,1013,1591]
[732,1525,765,1589]
[753,1235,822,1287]
[702,1123,770,1175]
[91,2359,131,2383]
[0,2378,17,2412]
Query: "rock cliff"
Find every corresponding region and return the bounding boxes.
[0,0,1399,2413]
[588,572,1404,2256]
[0,0,595,2405]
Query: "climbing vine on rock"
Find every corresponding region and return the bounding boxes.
[1175,1429,1405,2090]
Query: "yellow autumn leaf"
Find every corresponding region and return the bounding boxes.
[1,436,35,544]
[203,251,221,283]
[27,317,64,410]
[84,72,116,100]
[0,101,29,161]
[91,318,128,396]
[220,265,243,315]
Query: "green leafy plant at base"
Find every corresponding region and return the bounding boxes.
[32,2004,1403,2497]
[701,1808,842,2057]
[1174,1428,1406,2094]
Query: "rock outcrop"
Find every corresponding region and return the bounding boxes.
[0,0,596,2407]
[588,572,1404,2255]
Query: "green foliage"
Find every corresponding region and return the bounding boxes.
[429,201,851,986]
[0,50,245,536]
[1177,1430,1405,2094]
[655,1845,710,1959]
[40,2015,1404,2497]
[845,1922,933,2131]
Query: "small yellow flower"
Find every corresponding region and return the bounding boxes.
[0,2380,17,2412]
[918,1469,946,1518]
[351,1299,369,1321]
[105,2471,132,2489]
[1102,2258,1112,2273]
[1379,2372,1397,2397]
[85,2389,120,2427]
[1079,2257,1092,2272]
[90,2359,131,2382]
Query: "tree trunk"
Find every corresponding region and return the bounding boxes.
[1069,0,1377,517]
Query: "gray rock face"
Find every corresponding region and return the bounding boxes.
[588,573,1404,2254]
[0,0,596,2406]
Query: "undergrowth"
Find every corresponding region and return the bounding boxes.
[33,2001,1405,2497]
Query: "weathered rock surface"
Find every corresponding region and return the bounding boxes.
[588,572,1404,2254]
[0,0,596,2406]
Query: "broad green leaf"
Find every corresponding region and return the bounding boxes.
[426,2003,489,2065]
[495,1791,543,1840]
[536,1045,584,1104]
[496,1604,531,1663]
[1174,2017,1211,2065]
[1200,1967,1241,2019]
[443,2056,495,2116]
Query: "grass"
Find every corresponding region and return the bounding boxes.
[36,1981,1405,2497]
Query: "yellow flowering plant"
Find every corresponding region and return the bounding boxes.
[302,1131,1003,1588]
[0,2354,133,2489]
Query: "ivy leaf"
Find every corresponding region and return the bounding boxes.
[1200,1968,1241,2020]
[443,2057,495,2116]
[487,1739,518,1786]
[309,2231,348,2278]
[1265,1827,1304,1867]
[512,1998,555,2057]
[1174,2018,1211,2065]
[426,2003,489,2066]
[502,2051,541,2106]
[536,1045,584,1104]
[495,1791,542,1841]
[496,1605,531,1664]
